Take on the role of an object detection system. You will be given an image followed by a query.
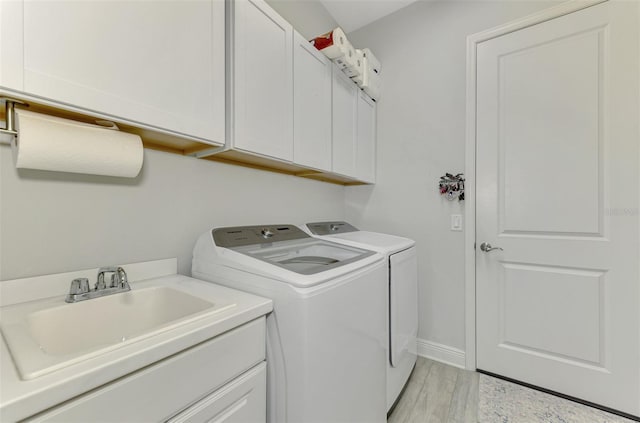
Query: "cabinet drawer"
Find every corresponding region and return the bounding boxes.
[168,362,266,423]
[27,318,266,422]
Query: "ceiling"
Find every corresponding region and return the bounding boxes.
[319,0,419,33]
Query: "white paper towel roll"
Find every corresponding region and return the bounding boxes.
[351,49,365,85]
[311,27,352,60]
[12,110,143,178]
[334,45,361,78]
[361,49,381,100]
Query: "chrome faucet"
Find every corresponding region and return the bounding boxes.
[66,266,131,303]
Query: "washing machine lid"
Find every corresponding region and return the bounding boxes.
[304,222,415,254]
[212,225,376,275]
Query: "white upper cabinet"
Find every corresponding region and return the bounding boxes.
[0,0,225,145]
[293,31,332,171]
[356,91,376,183]
[331,66,358,177]
[230,0,294,161]
[0,0,376,184]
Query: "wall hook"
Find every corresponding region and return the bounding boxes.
[0,98,28,145]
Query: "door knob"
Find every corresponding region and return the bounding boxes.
[480,242,503,252]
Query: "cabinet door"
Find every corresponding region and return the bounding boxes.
[232,0,293,161]
[9,0,224,144]
[356,92,376,183]
[476,1,640,414]
[331,66,358,177]
[293,31,332,171]
[168,362,266,423]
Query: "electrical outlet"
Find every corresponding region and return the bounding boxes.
[451,214,463,231]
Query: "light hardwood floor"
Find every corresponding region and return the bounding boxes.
[387,357,479,423]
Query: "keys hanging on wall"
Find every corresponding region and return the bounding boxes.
[439,173,465,201]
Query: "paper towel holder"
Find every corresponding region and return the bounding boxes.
[0,98,28,145]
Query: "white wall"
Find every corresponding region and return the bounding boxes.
[0,147,344,280]
[345,0,559,352]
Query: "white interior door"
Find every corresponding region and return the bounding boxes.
[476,1,640,416]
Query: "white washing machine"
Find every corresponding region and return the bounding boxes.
[192,224,387,423]
[301,221,418,412]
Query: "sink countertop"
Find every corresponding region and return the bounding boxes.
[0,273,273,422]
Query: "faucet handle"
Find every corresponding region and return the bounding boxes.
[69,278,90,295]
[66,278,90,302]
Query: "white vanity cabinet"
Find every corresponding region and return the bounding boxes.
[229,0,294,161]
[0,0,225,145]
[293,31,332,171]
[24,318,267,423]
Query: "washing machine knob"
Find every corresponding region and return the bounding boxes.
[261,228,274,238]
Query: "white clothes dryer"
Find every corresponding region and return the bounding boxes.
[301,221,418,412]
[192,224,387,423]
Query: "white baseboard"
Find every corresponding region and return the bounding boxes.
[417,338,466,369]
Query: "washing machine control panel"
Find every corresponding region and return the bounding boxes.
[306,221,359,236]
[213,224,310,248]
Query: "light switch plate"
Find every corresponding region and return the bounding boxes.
[451,214,462,231]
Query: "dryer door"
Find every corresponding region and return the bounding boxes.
[389,247,418,367]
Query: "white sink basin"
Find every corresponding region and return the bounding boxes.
[1,286,235,380]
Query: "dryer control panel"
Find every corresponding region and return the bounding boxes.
[212,224,310,248]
